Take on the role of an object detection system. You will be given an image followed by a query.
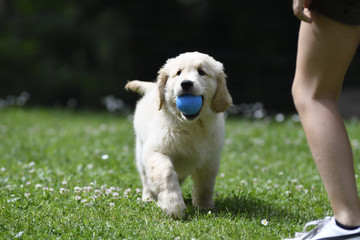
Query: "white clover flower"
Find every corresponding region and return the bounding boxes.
[253,138,265,146]
[123,189,131,198]
[49,188,54,192]
[24,193,30,198]
[75,196,81,201]
[101,154,109,160]
[43,187,49,191]
[0,167,6,172]
[113,192,119,197]
[74,187,82,193]
[109,202,115,207]
[35,184,42,189]
[285,191,292,195]
[29,168,35,173]
[62,181,68,186]
[137,197,141,201]
[220,173,225,178]
[105,189,112,196]
[15,231,24,238]
[101,185,107,191]
[81,199,87,204]
[261,219,268,226]
[26,181,31,186]
[83,186,92,192]
[135,188,141,194]
[60,188,66,194]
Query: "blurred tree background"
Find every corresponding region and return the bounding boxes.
[1,0,359,113]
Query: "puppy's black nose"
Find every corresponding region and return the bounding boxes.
[181,80,194,90]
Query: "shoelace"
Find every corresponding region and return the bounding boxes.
[293,217,332,240]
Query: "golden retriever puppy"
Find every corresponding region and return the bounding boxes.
[125,52,232,218]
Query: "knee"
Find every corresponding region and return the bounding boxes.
[292,82,310,114]
[292,79,339,114]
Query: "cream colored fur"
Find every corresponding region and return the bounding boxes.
[125,52,232,218]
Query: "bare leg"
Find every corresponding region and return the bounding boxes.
[292,10,360,226]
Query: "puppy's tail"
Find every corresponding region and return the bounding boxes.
[125,80,156,96]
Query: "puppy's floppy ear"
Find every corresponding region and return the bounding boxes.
[157,67,168,110]
[211,69,233,113]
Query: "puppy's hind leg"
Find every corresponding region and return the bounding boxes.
[136,138,156,202]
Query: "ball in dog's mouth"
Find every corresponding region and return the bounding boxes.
[176,95,203,120]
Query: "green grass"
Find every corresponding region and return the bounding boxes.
[1,108,360,239]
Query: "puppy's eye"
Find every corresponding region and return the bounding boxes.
[198,68,206,76]
[176,70,182,76]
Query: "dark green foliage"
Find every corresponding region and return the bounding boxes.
[0,0,359,112]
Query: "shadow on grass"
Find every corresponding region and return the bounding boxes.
[184,193,301,222]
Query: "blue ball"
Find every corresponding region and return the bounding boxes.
[176,94,203,115]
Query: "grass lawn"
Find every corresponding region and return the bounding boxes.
[1,108,360,239]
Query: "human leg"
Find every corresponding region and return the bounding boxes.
[292,10,360,226]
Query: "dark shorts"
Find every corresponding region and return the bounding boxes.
[309,0,360,25]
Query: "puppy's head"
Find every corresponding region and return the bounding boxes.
[157,52,232,121]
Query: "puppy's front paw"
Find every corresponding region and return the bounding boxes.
[142,189,156,202]
[158,191,186,218]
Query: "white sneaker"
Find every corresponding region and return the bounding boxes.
[284,216,360,240]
